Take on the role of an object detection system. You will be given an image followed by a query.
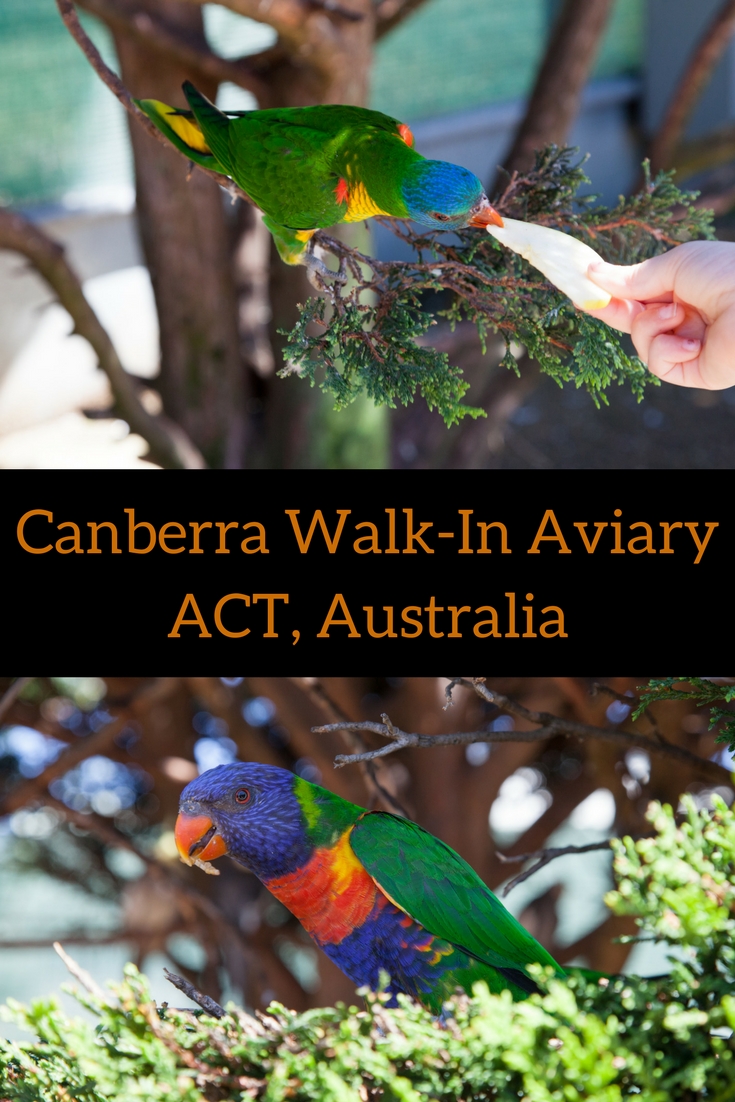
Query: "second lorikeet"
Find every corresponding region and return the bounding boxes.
[136,82,503,284]
[174,762,565,1012]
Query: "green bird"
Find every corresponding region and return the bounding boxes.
[137,82,503,284]
[175,763,565,1012]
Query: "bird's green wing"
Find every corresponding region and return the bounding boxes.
[350,812,564,984]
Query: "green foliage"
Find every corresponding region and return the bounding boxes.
[635,678,735,753]
[285,148,715,424]
[5,798,735,1100]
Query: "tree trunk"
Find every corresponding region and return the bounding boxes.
[113,0,248,468]
[249,0,376,466]
[495,0,615,185]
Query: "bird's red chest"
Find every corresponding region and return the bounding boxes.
[264,829,380,946]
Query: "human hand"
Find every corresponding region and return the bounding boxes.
[584,240,735,389]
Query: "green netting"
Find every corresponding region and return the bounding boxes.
[372,0,643,121]
[0,0,132,206]
[0,0,643,207]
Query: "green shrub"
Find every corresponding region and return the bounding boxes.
[3,795,735,1101]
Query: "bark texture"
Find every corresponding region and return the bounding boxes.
[113,0,248,468]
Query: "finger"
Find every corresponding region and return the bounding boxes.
[582,296,645,333]
[644,333,704,388]
[587,254,684,302]
[629,302,686,363]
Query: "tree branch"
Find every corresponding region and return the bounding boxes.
[53,942,108,999]
[455,677,733,782]
[0,208,204,469]
[495,0,615,185]
[76,0,277,104]
[649,0,735,175]
[317,681,731,785]
[0,677,33,724]
[164,969,226,1018]
[374,0,432,40]
[497,841,613,897]
[295,679,410,817]
[55,0,255,205]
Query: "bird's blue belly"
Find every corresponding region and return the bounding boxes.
[315,894,466,1005]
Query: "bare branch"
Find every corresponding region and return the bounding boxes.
[314,716,562,762]
[649,0,735,175]
[0,208,204,469]
[450,678,732,783]
[296,681,410,817]
[0,677,33,724]
[497,841,613,896]
[374,0,432,40]
[53,942,108,999]
[175,0,362,83]
[592,681,669,745]
[76,0,276,104]
[164,968,226,1018]
[55,0,254,205]
[320,683,731,785]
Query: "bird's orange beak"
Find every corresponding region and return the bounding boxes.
[469,203,504,229]
[174,812,228,867]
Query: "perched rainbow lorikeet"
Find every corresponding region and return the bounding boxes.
[174,763,564,1012]
[136,82,503,285]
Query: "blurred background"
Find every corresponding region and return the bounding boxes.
[2,0,735,468]
[0,675,730,1034]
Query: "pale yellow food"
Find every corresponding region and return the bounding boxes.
[486,217,612,310]
[192,856,220,875]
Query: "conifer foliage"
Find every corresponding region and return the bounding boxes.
[287,150,715,424]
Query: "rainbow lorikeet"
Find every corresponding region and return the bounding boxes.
[174,763,564,1012]
[136,82,503,285]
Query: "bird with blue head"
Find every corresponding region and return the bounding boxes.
[137,84,503,283]
[175,762,565,1013]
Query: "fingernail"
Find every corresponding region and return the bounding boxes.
[658,303,677,320]
[681,339,700,351]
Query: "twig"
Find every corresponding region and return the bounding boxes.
[53,941,107,999]
[447,678,732,783]
[0,209,204,469]
[497,841,613,896]
[592,681,669,746]
[0,677,33,724]
[76,0,275,104]
[318,682,731,785]
[54,0,254,206]
[649,0,735,174]
[164,968,226,1018]
[298,680,410,817]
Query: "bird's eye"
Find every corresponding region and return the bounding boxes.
[431,212,451,222]
[235,788,250,804]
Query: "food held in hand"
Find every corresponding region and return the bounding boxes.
[486,217,612,310]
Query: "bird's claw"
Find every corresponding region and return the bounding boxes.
[304,243,347,291]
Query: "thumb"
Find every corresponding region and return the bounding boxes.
[587,256,677,303]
